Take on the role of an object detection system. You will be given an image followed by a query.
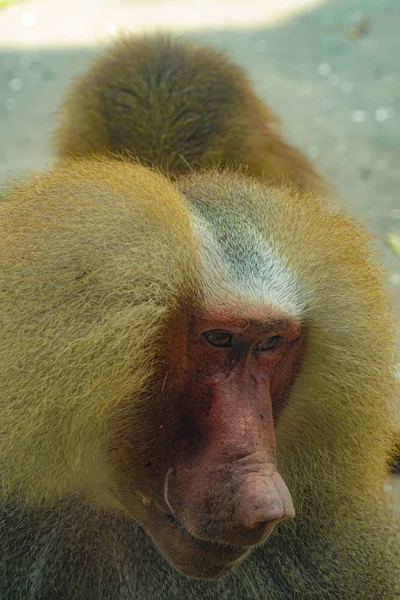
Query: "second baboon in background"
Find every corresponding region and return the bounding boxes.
[55,35,321,191]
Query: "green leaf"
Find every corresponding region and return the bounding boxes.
[388,233,400,258]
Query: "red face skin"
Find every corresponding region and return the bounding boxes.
[114,307,303,579]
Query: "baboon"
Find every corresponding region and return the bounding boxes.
[55,35,322,192]
[0,158,398,599]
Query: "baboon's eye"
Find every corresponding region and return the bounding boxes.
[254,336,283,352]
[202,330,232,349]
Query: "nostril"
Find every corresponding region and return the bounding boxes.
[247,519,283,543]
[242,506,295,530]
[237,503,289,531]
[246,519,272,531]
[243,517,280,536]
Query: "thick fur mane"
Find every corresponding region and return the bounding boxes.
[0,159,398,599]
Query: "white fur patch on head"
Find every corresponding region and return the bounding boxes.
[189,210,305,319]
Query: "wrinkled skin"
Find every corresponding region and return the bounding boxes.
[113,307,303,578]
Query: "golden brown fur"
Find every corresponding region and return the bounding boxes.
[54,35,321,192]
[0,159,398,598]
[0,160,197,503]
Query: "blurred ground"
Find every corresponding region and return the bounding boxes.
[0,0,399,500]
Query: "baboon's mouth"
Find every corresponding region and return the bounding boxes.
[163,511,248,558]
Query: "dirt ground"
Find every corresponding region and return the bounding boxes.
[0,0,399,499]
